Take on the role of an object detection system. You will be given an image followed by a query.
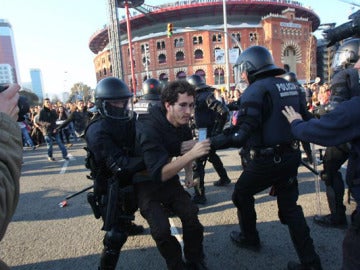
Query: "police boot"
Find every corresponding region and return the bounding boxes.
[185,260,208,270]
[213,177,231,186]
[314,187,347,228]
[192,186,207,205]
[229,231,261,252]
[287,260,323,270]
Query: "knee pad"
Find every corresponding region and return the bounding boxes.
[104,229,127,250]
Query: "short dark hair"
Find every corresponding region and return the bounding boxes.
[161,80,196,106]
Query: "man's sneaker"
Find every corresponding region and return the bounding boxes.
[48,157,56,161]
[287,260,323,270]
[192,194,207,205]
[63,156,70,161]
[313,214,347,228]
[127,222,144,236]
[230,231,261,252]
[32,146,37,150]
[213,178,231,186]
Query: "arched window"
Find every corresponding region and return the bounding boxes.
[194,49,203,59]
[158,54,166,64]
[176,51,185,61]
[214,68,225,84]
[195,69,206,81]
[159,73,168,82]
[103,67,107,75]
[176,71,186,79]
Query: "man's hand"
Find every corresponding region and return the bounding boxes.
[282,106,303,123]
[181,139,197,154]
[188,139,211,160]
[0,84,20,121]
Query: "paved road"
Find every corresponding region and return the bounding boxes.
[0,141,353,270]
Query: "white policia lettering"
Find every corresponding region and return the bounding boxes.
[275,82,299,97]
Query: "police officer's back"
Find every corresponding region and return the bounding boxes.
[211,46,322,270]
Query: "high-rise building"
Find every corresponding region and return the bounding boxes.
[0,19,20,83]
[30,68,44,100]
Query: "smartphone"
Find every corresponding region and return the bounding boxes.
[198,128,207,141]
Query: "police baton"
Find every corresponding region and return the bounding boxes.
[58,185,94,207]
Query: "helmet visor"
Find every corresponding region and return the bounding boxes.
[332,50,356,70]
[102,98,133,120]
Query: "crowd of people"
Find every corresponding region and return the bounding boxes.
[2,41,360,270]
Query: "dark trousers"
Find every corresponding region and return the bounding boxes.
[322,144,350,217]
[194,149,229,193]
[136,180,204,270]
[232,150,320,265]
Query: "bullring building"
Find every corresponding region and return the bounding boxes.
[89,0,320,93]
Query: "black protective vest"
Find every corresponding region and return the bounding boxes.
[239,77,302,147]
[194,90,217,129]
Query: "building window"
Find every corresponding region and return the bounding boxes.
[195,69,206,81]
[193,36,203,45]
[157,41,166,50]
[176,71,186,79]
[249,33,257,42]
[159,73,168,82]
[214,68,225,84]
[194,49,204,59]
[103,67,107,75]
[174,38,184,47]
[158,54,167,64]
[176,51,185,61]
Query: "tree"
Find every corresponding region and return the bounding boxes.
[68,82,92,103]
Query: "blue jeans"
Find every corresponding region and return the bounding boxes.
[21,127,34,147]
[44,133,68,158]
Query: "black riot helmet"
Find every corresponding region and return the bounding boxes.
[283,72,298,83]
[142,78,161,100]
[332,38,360,71]
[233,46,286,84]
[186,74,211,91]
[95,77,133,120]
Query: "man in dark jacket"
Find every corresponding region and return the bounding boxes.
[38,98,68,161]
[135,80,211,270]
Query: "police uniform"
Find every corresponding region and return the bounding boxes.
[188,75,230,204]
[314,67,360,228]
[211,46,322,270]
[85,77,144,270]
[135,105,206,270]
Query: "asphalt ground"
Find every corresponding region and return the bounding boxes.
[0,141,353,270]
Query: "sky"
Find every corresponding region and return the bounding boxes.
[1,0,359,98]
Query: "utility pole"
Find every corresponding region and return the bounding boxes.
[107,0,124,79]
[222,0,231,92]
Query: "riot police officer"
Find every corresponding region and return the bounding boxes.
[133,78,162,116]
[85,77,144,270]
[314,38,360,228]
[211,46,322,270]
[186,74,230,204]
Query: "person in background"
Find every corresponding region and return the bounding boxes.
[38,98,69,161]
[0,83,22,270]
